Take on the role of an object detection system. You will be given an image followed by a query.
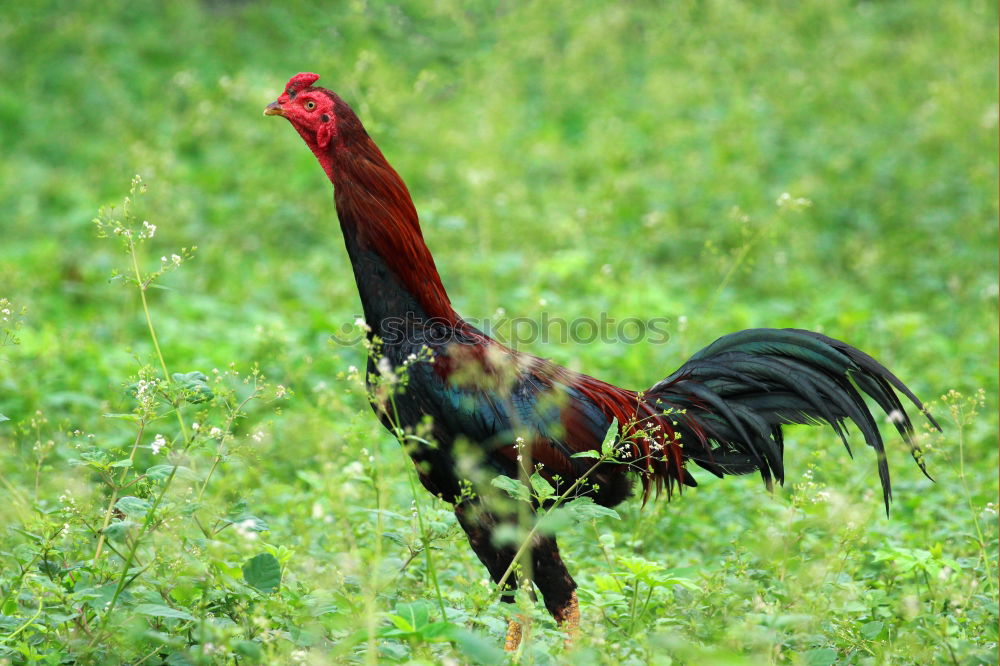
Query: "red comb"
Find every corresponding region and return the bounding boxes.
[285,72,320,95]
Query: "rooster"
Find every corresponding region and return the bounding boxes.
[264,72,938,650]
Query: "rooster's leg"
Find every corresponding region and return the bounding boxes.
[531,534,580,645]
[454,503,579,649]
[454,500,522,649]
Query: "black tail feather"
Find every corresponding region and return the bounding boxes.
[648,328,940,514]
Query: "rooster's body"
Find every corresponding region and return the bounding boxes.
[266,73,938,648]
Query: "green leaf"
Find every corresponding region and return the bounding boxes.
[565,497,620,522]
[103,412,141,422]
[804,648,838,666]
[145,464,199,481]
[74,449,109,468]
[601,417,619,456]
[416,621,455,641]
[536,507,576,535]
[11,528,44,543]
[134,603,195,621]
[243,553,281,594]
[386,614,415,633]
[115,496,151,517]
[490,475,530,502]
[109,458,133,468]
[381,531,407,546]
[39,557,63,577]
[171,371,214,403]
[570,450,600,459]
[537,498,620,535]
[450,627,506,665]
[659,572,700,591]
[393,601,430,629]
[223,514,269,532]
[382,602,457,644]
[103,520,138,542]
[233,640,262,660]
[529,473,554,501]
[616,554,664,583]
[145,464,176,481]
[860,620,884,639]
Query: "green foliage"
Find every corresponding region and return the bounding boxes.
[0,0,996,664]
[242,553,281,594]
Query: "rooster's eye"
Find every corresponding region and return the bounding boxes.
[304,100,317,111]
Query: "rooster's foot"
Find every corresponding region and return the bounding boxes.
[504,618,523,651]
[553,591,580,647]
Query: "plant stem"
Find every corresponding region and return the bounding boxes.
[90,461,183,644]
[93,424,146,564]
[405,464,448,621]
[89,234,192,642]
[128,235,188,444]
[196,384,259,502]
[491,455,609,601]
[953,398,995,594]
[0,590,43,645]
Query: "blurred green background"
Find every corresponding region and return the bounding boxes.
[0,0,996,663]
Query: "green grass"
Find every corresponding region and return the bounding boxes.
[0,0,996,663]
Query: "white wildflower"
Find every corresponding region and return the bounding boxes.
[209,426,223,438]
[776,192,812,211]
[514,436,526,462]
[812,490,831,504]
[151,433,166,455]
[275,384,287,398]
[170,253,182,266]
[252,430,264,442]
[234,518,258,541]
[377,357,397,384]
[141,220,156,238]
[191,422,200,431]
[354,317,370,332]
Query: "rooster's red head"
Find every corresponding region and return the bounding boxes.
[264,72,342,150]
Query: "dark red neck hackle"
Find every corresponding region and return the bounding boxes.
[273,71,461,326]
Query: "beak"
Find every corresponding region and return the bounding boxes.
[264,101,284,117]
